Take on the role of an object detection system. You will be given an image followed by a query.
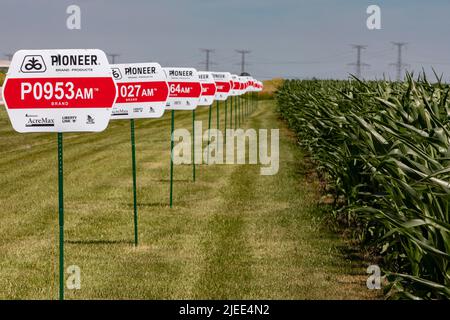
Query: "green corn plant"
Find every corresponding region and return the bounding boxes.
[276,74,450,299]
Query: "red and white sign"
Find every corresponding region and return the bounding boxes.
[237,76,246,95]
[2,49,117,133]
[243,76,252,93]
[229,74,240,96]
[163,67,201,110]
[256,80,263,92]
[211,72,232,100]
[197,71,216,106]
[249,78,256,92]
[111,63,168,119]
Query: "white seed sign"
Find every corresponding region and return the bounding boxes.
[211,72,232,100]
[111,63,169,119]
[163,67,202,110]
[197,71,216,106]
[2,49,117,133]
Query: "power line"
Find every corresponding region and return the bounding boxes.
[107,53,120,64]
[390,42,408,81]
[200,49,215,71]
[348,45,369,79]
[236,49,251,74]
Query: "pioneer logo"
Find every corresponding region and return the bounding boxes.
[51,54,99,66]
[169,70,193,77]
[212,73,225,79]
[20,55,47,73]
[125,66,156,75]
[25,116,55,127]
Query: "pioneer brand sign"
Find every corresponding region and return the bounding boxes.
[197,71,216,106]
[211,72,232,100]
[2,49,117,133]
[238,76,247,95]
[255,80,263,92]
[111,63,169,119]
[243,76,252,93]
[230,74,240,96]
[163,67,201,110]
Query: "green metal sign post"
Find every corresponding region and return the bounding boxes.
[170,110,175,207]
[192,110,196,182]
[240,96,242,126]
[234,97,238,129]
[216,101,220,150]
[230,96,233,129]
[130,119,138,247]
[207,103,213,164]
[57,133,64,301]
[238,97,241,127]
[224,99,227,144]
[246,94,248,117]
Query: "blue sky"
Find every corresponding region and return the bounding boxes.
[1,0,449,80]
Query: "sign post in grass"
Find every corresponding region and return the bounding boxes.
[224,98,227,144]
[170,110,175,207]
[236,96,238,127]
[211,72,232,159]
[2,49,117,300]
[207,104,212,163]
[130,119,138,245]
[111,62,169,245]
[57,132,64,299]
[230,94,233,129]
[197,71,217,169]
[216,100,220,149]
[192,110,196,181]
[163,67,202,207]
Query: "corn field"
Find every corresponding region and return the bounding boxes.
[276,75,450,299]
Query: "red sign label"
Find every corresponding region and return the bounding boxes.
[215,81,231,93]
[116,81,168,103]
[201,83,216,96]
[233,81,240,90]
[167,81,202,98]
[4,77,117,109]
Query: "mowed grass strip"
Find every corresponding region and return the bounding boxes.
[0,100,377,299]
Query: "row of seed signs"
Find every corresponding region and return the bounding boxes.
[1,48,263,300]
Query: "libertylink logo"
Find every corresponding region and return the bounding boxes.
[172,121,279,176]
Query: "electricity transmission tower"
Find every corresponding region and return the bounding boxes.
[107,53,120,64]
[236,50,251,74]
[348,45,369,79]
[4,53,13,61]
[200,49,215,71]
[390,42,408,81]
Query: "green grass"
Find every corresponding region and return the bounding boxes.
[0,99,378,299]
